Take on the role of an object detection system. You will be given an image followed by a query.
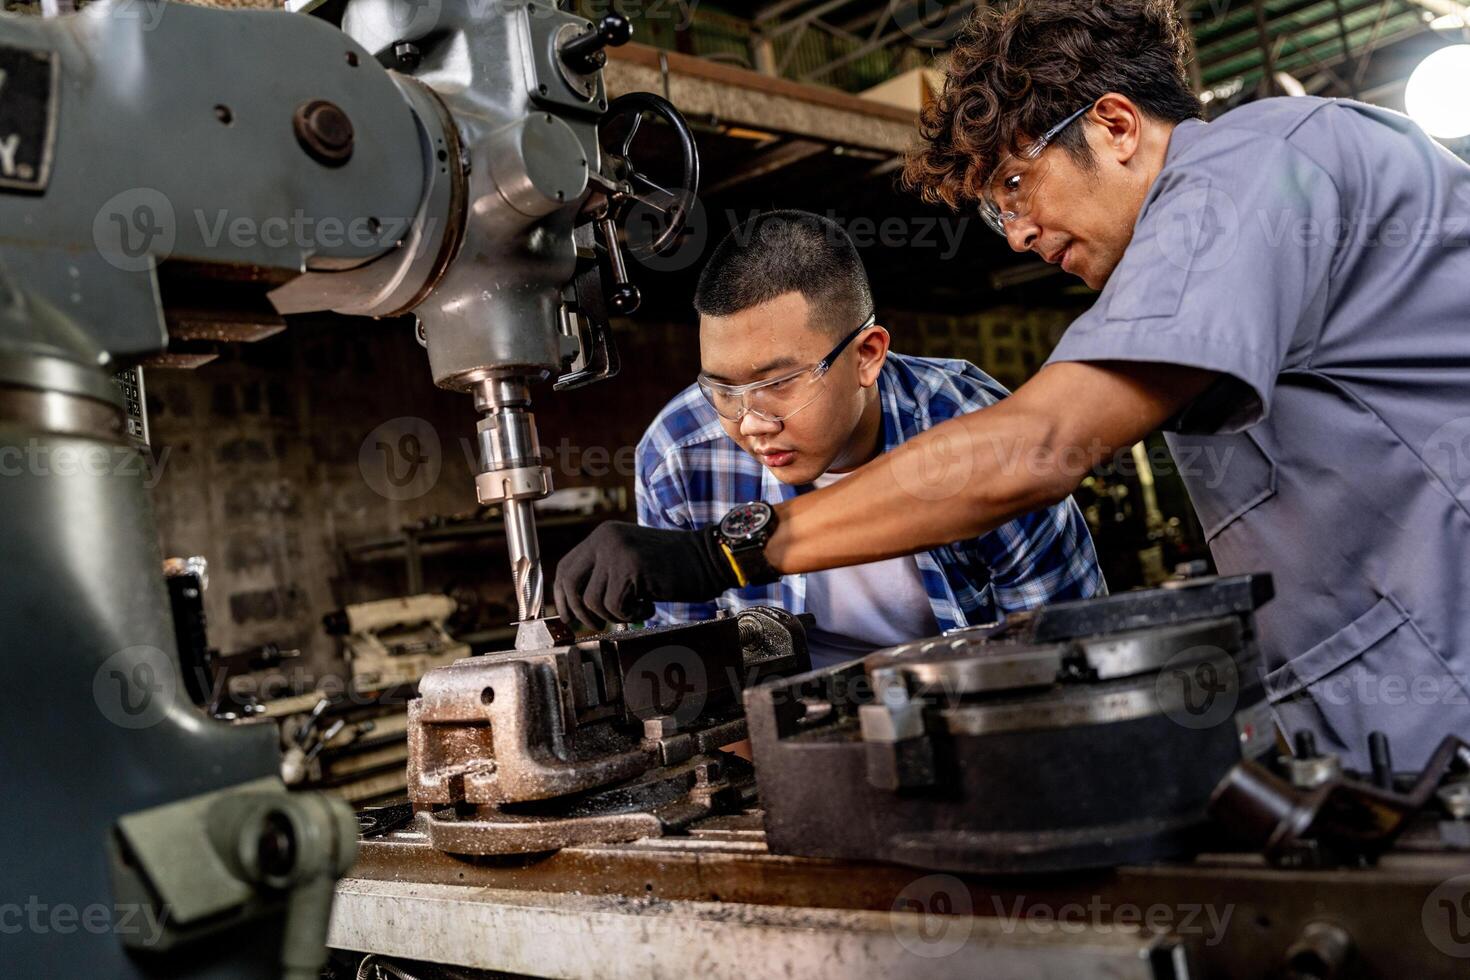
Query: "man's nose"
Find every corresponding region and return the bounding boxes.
[1005,215,1040,253]
[739,410,782,437]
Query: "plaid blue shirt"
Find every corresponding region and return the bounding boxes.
[636,352,1106,631]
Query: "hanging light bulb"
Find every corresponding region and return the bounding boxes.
[1405,45,1470,140]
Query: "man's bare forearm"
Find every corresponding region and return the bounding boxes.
[765,361,1217,575]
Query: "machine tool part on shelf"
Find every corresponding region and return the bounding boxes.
[534,485,627,516]
[324,594,472,694]
[357,802,416,840]
[278,697,414,803]
[166,557,303,719]
[408,607,810,855]
[746,575,1277,874]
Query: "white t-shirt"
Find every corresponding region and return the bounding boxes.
[802,470,940,669]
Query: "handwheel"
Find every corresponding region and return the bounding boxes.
[597,92,701,259]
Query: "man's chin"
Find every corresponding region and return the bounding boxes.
[766,465,818,486]
[760,458,827,486]
[1077,252,1122,291]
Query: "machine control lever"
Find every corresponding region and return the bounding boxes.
[560,12,632,74]
[596,214,641,315]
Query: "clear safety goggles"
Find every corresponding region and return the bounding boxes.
[697,315,876,423]
[979,102,1095,237]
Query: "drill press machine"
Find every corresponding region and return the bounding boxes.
[0,0,698,975]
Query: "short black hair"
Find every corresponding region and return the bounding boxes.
[694,210,874,336]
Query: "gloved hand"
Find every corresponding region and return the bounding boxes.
[553,521,738,629]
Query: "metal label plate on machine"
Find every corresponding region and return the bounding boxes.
[0,44,59,193]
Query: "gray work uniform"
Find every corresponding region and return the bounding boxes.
[1048,96,1470,770]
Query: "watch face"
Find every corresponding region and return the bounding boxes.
[721,502,771,541]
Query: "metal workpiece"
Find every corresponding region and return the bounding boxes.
[515,614,576,651]
[747,576,1278,875]
[406,609,809,856]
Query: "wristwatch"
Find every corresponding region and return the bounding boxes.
[715,501,781,587]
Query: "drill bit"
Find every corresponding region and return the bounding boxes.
[513,556,544,622]
[503,498,544,622]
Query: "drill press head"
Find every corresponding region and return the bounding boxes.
[271,0,700,643]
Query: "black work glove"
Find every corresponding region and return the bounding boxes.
[553,522,738,630]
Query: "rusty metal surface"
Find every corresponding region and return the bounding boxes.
[417,755,758,855]
[164,307,287,343]
[137,350,222,369]
[405,608,808,856]
[329,877,1183,980]
[345,813,1470,978]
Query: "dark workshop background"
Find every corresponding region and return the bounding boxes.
[136,0,1470,679]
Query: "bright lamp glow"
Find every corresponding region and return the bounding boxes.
[1406,45,1470,140]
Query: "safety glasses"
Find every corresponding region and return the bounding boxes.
[979,102,1095,237]
[697,315,877,423]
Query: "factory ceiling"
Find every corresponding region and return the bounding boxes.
[595,0,1468,314]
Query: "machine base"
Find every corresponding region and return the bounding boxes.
[334,808,1470,979]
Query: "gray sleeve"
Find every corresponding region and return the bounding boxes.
[1047,134,1341,433]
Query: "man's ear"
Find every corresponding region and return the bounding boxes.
[856,325,890,388]
[1091,93,1144,166]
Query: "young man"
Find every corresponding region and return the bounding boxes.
[556,210,1104,666]
[556,1,1470,768]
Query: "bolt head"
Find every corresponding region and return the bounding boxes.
[294,100,355,167]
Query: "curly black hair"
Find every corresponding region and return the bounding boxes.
[903,0,1202,210]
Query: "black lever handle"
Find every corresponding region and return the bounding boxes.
[561,13,633,74]
[596,215,641,315]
